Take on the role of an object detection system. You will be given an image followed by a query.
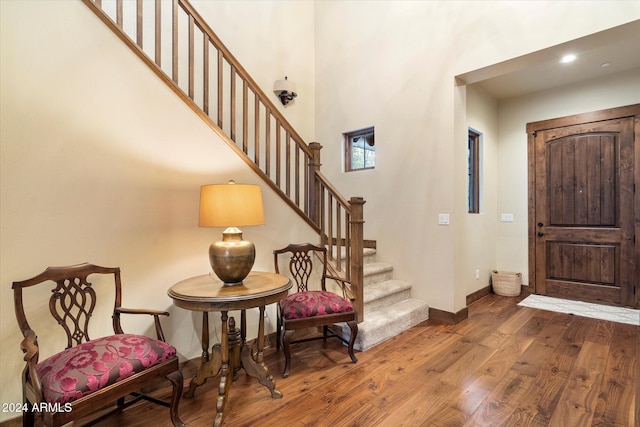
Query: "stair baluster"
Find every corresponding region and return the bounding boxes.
[82,0,365,321]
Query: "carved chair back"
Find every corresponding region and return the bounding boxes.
[12,263,185,427]
[13,263,124,351]
[273,243,328,294]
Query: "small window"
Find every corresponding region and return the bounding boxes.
[468,128,481,213]
[344,127,375,172]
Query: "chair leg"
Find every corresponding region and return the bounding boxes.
[21,386,34,427]
[282,329,295,378]
[22,403,34,427]
[347,320,358,363]
[276,312,282,351]
[166,370,185,427]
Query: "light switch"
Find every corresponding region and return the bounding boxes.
[500,213,514,222]
[438,213,450,225]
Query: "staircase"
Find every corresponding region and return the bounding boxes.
[336,248,430,351]
[82,0,429,351]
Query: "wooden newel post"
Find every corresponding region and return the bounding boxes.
[349,196,365,323]
[308,142,322,228]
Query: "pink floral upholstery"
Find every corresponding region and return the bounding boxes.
[36,334,177,404]
[280,290,354,320]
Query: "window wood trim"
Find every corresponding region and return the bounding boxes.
[344,127,375,172]
[468,129,480,213]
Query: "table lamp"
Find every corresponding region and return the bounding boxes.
[199,181,265,285]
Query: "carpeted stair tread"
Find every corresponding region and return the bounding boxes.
[362,263,394,287]
[363,262,393,275]
[364,280,411,304]
[349,298,430,351]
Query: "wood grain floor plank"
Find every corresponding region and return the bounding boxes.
[591,322,637,427]
[463,372,537,426]
[548,341,609,426]
[9,294,636,427]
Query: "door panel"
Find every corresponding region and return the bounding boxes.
[547,134,617,226]
[528,106,639,308]
[546,242,616,285]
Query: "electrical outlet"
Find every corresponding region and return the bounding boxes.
[500,213,514,222]
[438,213,450,225]
[475,269,480,280]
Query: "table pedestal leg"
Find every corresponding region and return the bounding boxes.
[228,317,242,380]
[185,312,222,398]
[184,308,283,426]
[239,306,283,398]
[214,311,231,427]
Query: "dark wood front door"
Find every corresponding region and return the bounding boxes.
[527,105,639,308]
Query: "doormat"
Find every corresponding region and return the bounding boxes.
[518,294,639,326]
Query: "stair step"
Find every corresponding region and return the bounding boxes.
[346,298,430,351]
[363,262,393,286]
[364,280,412,312]
[331,247,377,269]
[363,247,376,263]
[326,244,430,352]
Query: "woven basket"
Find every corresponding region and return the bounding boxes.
[491,270,522,297]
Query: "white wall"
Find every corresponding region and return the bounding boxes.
[313,1,640,314]
[0,1,315,421]
[460,85,499,295]
[496,68,640,281]
[190,0,316,142]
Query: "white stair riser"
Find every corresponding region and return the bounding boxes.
[352,302,430,351]
[365,288,411,312]
[364,252,376,264]
[334,251,377,270]
[364,269,393,286]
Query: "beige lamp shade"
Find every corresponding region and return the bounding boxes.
[199,182,264,228]
[273,78,296,94]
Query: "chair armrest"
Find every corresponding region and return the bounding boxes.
[20,329,39,362]
[114,308,170,342]
[115,307,170,316]
[326,275,355,301]
[20,330,44,402]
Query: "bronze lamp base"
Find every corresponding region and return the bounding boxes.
[209,227,255,286]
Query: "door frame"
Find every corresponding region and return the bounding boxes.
[527,104,640,308]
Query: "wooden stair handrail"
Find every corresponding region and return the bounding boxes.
[176,0,313,159]
[82,0,365,320]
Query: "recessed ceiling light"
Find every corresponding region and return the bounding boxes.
[560,54,577,64]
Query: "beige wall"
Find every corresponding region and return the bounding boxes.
[190,0,316,141]
[0,1,316,420]
[461,85,499,295]
[312,1,640,313]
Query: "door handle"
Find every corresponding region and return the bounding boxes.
[537,232,544,237]
[538,222,544,227]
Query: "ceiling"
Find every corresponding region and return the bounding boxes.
[459,20,640,100]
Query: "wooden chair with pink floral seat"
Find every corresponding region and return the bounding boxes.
[12,263,185,427]
[273,243,358,378]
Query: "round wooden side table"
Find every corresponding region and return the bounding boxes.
[168,271,291,427]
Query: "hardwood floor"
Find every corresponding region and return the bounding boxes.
[14,294,638,426]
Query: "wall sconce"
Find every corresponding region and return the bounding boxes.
[273,76,297,106]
